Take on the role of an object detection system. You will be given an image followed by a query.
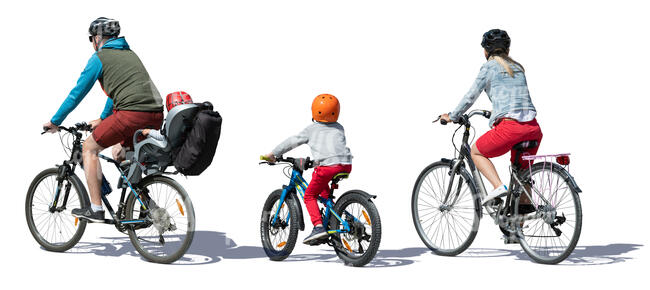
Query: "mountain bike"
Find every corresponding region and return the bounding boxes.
[259,156,381,267]
[26,122,195,263]
[411,110,582,264]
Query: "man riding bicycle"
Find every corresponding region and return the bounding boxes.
[42,17,164,222]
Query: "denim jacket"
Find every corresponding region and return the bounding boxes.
[449,59,536,127]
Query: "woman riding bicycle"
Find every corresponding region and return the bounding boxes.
[440,29,542,210]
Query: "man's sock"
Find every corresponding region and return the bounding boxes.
[91,203,103,212]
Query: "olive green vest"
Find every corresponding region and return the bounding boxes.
[97,48,163,112]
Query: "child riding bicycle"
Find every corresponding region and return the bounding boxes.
[263,94,353,245]
[440,29,542,212]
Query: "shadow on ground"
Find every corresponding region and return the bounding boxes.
[59,230,430,267]
[55,231,641,266]
[455,243,643,265]
[63,231,266,265]
[285,247,431,268]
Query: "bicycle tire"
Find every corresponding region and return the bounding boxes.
[260,189,299,261]
[25,168,89,252]
[411,160,481,256]
[329,190,382,267]
[516,162,582,264]
[126,175,195,264]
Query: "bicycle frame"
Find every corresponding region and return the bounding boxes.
[442,115,543,223]
[50,128,151,227]
[271,168,354,234]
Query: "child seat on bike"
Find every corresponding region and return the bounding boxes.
[121,104,201,186]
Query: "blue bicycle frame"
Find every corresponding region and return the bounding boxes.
[271,168,359,234]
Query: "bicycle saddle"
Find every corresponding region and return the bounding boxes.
[331,172,350,184]
[513,140,539,151]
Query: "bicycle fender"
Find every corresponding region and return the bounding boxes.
[553,165,583,193]
[339,189,377,202]
[283,186,305,231]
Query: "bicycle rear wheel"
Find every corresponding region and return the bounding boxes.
[260,189,299,261]
[329,190,381,267]
[126,176,195,264]
[411,161,481,256]
[25,168,89,252]
[516,162,582,264]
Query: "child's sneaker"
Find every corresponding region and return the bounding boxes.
[482,184,508,206]
[303,225,328,245]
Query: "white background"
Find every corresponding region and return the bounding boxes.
[1,0,648,288]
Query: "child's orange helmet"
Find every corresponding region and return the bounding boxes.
[311,94,340,122]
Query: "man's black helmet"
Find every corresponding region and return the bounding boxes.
[481,29,510,54]
[89,17,120,37]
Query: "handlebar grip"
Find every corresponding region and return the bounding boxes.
[484,110,491,118]
[260,155,270,161]
[440,119,448,125]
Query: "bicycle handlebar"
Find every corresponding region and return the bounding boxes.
[42,122,92,135]
[433,110,491,126]
[259,155,314,171]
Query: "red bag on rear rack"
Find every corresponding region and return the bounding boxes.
[173,102,222,175]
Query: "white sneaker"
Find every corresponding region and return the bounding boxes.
[482,184,508,205]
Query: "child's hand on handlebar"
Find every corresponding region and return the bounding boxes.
[262,153,276,163]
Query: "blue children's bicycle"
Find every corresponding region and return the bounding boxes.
[259,156,381,267]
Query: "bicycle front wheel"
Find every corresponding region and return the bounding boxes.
[25,168,89,252]
[516,162,582,264]
[260,189,299,261]
[126,176,195,264]
[329,190,381,267]
[411,161,481,256]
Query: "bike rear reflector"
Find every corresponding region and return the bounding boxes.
[362,210,372,226]
[75,217,79,227]
[176,199,185,216]
[277,241,286,248]
[343,239,353,252]
[556,155,570,165]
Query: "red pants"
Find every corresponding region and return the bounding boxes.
[475,118,543,168]
[304,164,352,226]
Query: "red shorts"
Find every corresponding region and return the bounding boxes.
[475,118,543,168]
[92,110,163,149]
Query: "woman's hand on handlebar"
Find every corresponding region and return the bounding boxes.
[89,118,102,130]
[440,113,452,125]
[42,121,58,134]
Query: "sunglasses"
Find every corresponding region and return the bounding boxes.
[89,36,94,43]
